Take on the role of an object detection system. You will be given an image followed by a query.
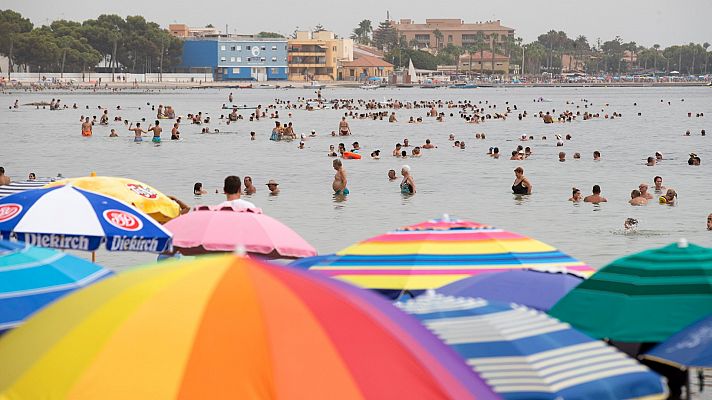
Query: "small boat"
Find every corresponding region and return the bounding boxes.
[448,83,478,89]
[255,84,275,89]
[303,81,326,89]
[360,84,379,90]
[420,83,439,89]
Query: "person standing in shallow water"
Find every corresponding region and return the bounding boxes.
[332,159,348,195]
[400,165,416,194]
[512,167,532,194]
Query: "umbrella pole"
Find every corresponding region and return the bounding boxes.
[92,251,96,263]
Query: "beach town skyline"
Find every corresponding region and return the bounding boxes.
[2,0,711,47]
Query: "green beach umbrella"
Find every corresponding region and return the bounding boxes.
[549,239,712,342]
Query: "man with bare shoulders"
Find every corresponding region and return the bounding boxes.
[148,120,162,143]
[584,185,607,204]
[0,167,10,185]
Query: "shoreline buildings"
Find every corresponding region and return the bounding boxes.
[392,19,515,50]
[178,36,288,81]
[287,31,353,81]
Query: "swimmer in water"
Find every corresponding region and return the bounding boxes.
[653,176,666,193]
[266,180,280,195]
[109,129,118,137]
[629,190,648,206]
[193,182,207,195]
[338,117,351,136]
[81,117,93,137]
[512,167,532,195]
[388,169,397,181]
[400,165,416,194]
[659,188,677,205]
[327,145,337,157]
[624,218,639,231]
[332,159,348,195]
[171,123,180,140]
[639,183,653,200]
[569,187,582,202]
[148,120,162,143]
[129,123,146,142]
[707,213,712,230]
[243,176,257,195]
[583,185,607,203]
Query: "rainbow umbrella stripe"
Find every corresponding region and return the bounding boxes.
[309,219,593,290]
[0,255,497,399]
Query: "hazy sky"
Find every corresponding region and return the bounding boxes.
[4,0,711,47]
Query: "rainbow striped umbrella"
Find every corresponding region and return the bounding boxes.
[0,255,498,399]
[308,216,593,291]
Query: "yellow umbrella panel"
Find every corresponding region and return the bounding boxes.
[46,176,180,223]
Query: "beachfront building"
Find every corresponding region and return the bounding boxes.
[457,51,510,75]
[339,56,394,81]
[288,31,353,81]
[392,19,515,51]
[179,37,288,81]
[169,24,221,38]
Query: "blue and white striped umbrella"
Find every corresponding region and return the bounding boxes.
[397,293,667,400]
[0,179,54,199]
[0,240,113,332]
[0,185,172,253]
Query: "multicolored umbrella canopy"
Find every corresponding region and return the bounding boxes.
[307,216,593,290]
[0,240,112,333]
[0,185,172,253]
[164,206,317,259]
[0,178,54,199]
[436,269,584,311]
[550,240,712,342]
[45,175,180,223]
[643,314,712,368]
[0,255,498,399]
[398,292,667,400]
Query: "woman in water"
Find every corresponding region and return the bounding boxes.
[512,167,532,194]
[332,159,348,195]
[400,165,416,194]
[193,182,207,195]
[569,187,582,202]
[659,188,677,205]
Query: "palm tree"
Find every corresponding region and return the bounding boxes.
[475,31,485,76]
[653,44,660,73]
[704,42,710,74]
[433,29,443,51]
[465,45,477,77]
[490,34,499,75]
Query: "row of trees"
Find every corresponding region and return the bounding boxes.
[0,10,182,77]
[351,19,712,76]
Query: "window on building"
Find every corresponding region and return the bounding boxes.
[231,46,236,51]
[246,46,251,50]
[271,68,279,74]
[333,46,336,51]
[236,57,241,63]
[260,57,266,62]
[220,56,226,62]
[220,45,226,51]
[233,68,240,74]
[415,34,430,42]
[448,35,453,42]
[247,57,251,62]
[272,45,277,50]
[349,69,354,77]
[261,46,266,51]
[230,57,235,62]
[462,34,476,43]
[271,57,277,62]
[236,45,242,51]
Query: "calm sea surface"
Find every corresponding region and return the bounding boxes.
[1,86,710,269]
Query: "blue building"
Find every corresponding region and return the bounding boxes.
[180,37,288,81]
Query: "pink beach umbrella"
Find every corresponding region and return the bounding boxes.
[164,206,317,259]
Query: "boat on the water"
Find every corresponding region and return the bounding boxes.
[255,84,275,89]
[303,81,326,89]
[360,84,379,90]
[448,83,478,89]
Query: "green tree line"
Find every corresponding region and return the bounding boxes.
[0,10,183,75]
[352,18,712,76]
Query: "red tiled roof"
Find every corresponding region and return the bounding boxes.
[342,55,394,68]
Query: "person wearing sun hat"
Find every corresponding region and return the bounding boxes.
[266,180,280,195]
